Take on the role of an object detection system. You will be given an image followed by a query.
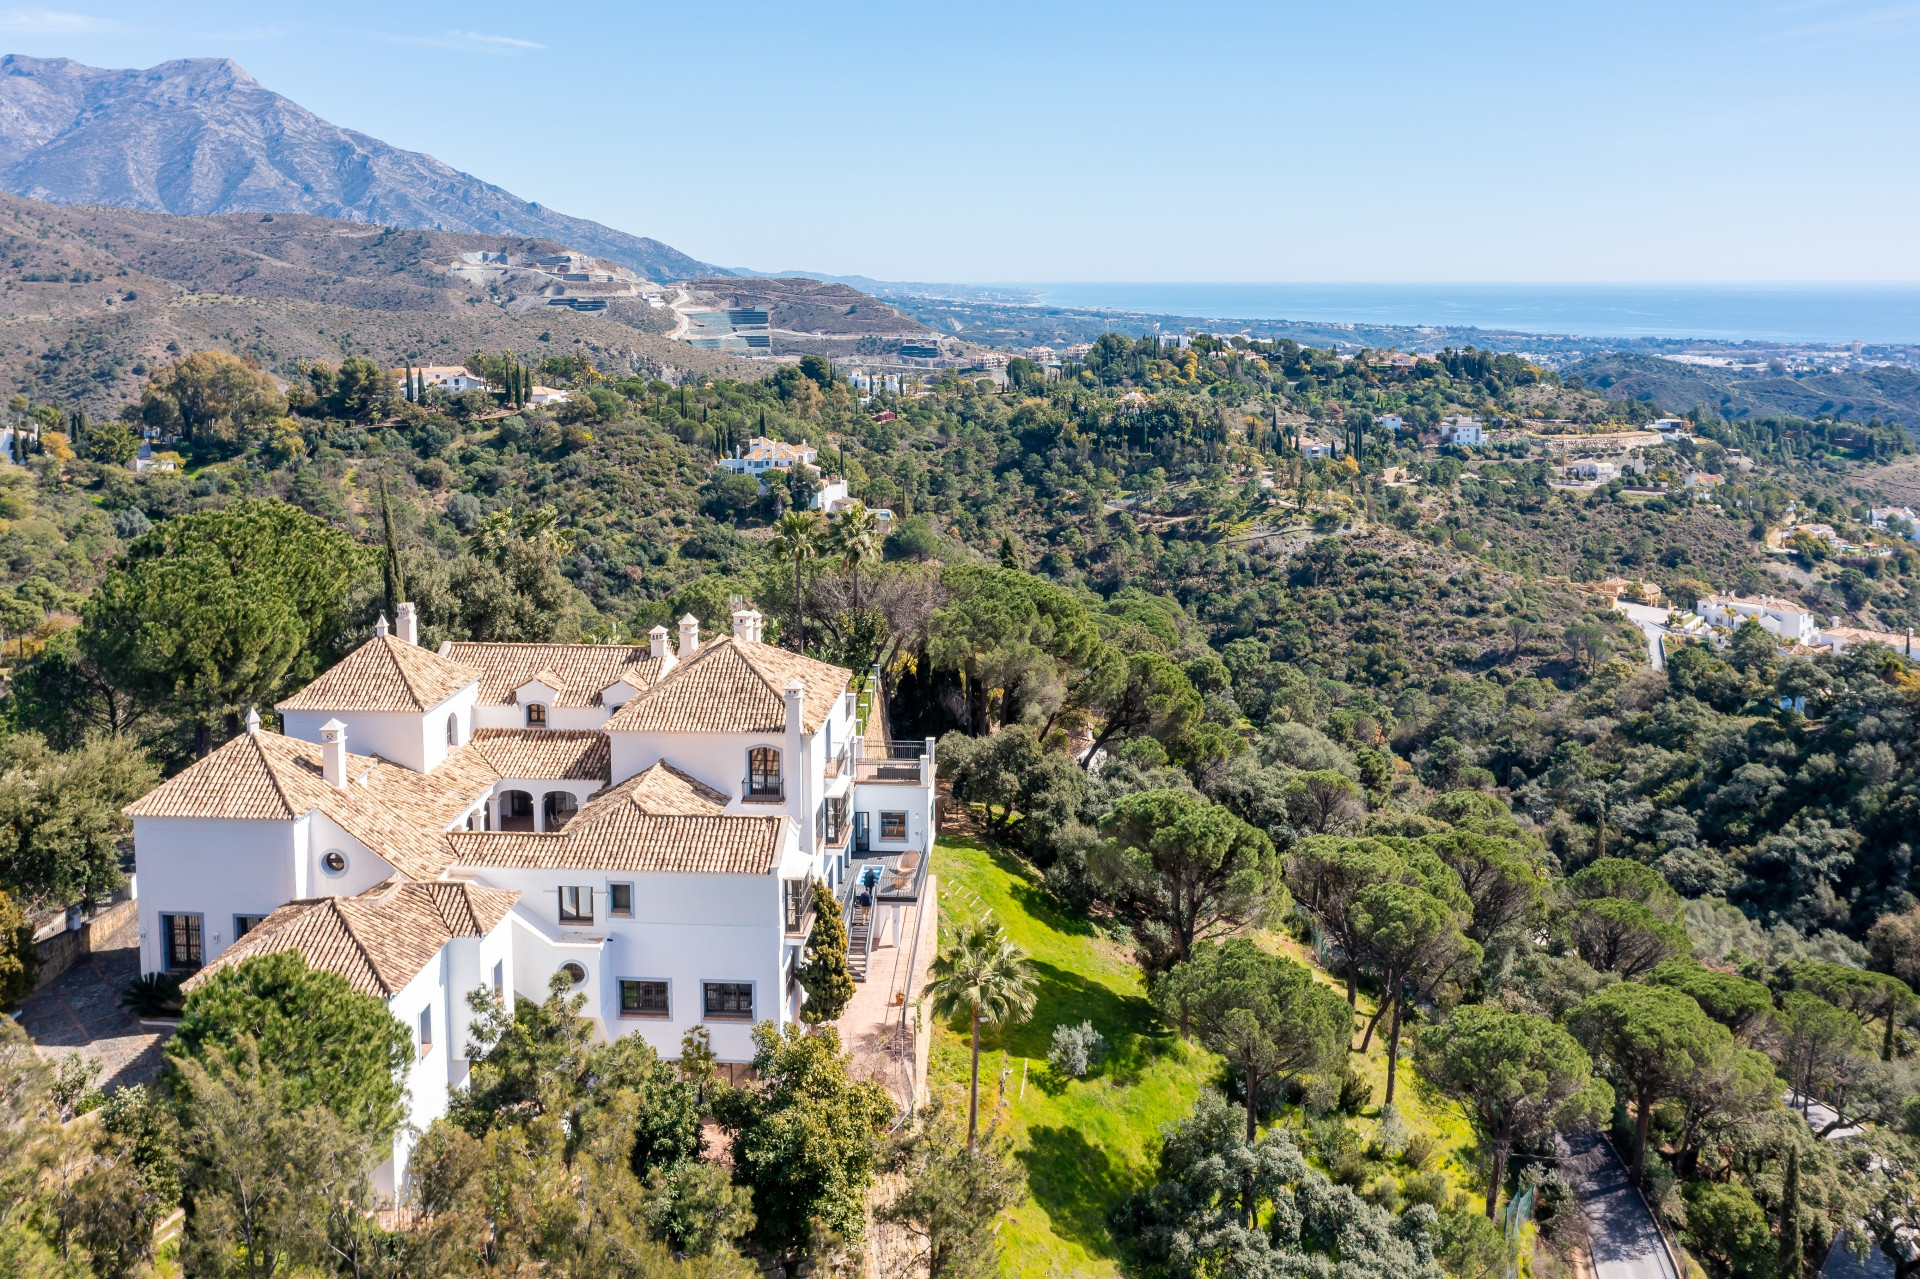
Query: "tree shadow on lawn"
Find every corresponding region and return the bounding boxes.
[955,838,1099,940]
[1018,1123,1137,1264]
[960,960,1175,1090]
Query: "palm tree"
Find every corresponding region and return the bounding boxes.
[769,510,821,654]
[824,502,882,611]
[927,916,1038,1147]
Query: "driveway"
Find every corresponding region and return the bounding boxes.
[1560,1130,1680,1279]
[15,943,169,1091]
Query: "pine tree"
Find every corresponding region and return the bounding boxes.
[797,880,854,1024]
[1779,1145,1803,1279]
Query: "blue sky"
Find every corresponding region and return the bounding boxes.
[3,0,1917,282]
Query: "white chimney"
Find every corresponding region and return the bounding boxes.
[733,608,763,644]
[374,613,390,639]
[784,677,804,736]
[396,602,418,646]
[678,613,700,658]
[245,706,261,735]
[320,719,348,790]
[649,624,670,660]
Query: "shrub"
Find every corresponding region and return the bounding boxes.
[1402,1170,1450,1210]
[1403,1131,1440,1172]
[121,972,182,1018]
[1047,1021,1107,1078]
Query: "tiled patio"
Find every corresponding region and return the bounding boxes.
[832,874,936,1109]
[15,944,170,1090]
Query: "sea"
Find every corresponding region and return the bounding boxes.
[1012,283,1920,347]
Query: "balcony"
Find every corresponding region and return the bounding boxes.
[741,777,784,803]
[853,739,932,785]
[783,878,816,937]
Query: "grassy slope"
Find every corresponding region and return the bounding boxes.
[930,836,1486,1279]
[931,836,1214,1279]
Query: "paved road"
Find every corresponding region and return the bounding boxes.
[1560,1130,1680,1279]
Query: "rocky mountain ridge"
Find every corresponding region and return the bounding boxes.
[0,54,722,283]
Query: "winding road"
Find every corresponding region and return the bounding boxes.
[1559,1130,1680,1279]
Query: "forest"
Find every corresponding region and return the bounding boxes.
[0,329,1918,1279]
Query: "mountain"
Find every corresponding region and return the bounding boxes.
[0,191,751,412]
[0,54,725,283]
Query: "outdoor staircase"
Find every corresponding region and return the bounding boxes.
[846,899,873,982]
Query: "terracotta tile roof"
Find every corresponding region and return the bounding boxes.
[442,642,666,708]
[448,763,778,873]
[276,635,478,713]
[181,878,519,999]
[125,731,496,881]
[604,637,848,735]
[620,761,730,815]
[467,729,611,781]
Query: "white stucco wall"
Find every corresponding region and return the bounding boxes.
[306,811,398,898]
[282,683,477,774]
[380,948,450,1200]
[471,701,613,733]
[135,816,301,975]
[472,866,792,1062]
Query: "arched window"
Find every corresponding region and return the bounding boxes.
[447,712,460,746]
[747,747,781,798]
[525,702,547,728]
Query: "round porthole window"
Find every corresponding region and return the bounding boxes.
[560,962,587,986]
[321,849,349,876]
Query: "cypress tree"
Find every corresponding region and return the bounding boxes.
[378,478,406,619]
[1779,1146,1802,1279]
[797,880,854,1023]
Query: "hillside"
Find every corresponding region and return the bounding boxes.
[682,276,928,337]
[1570,351,1920,427]
[0,192,758,409]
[0,55,723,283]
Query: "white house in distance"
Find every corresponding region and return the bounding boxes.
[1872,506,1918,540]
[717,436,819,478]
[412,366,489,393]
[1438,416,1483,446]
[127,603,936,1196]
[1697,593,1822,643]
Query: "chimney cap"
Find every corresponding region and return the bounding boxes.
[648,624,668,636]
[679,614,699,626]
[320,718,346,734]
[374,613,390,638]
[245,706,261,735]
[784,677,805,695]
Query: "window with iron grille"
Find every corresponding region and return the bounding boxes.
[703,981,753,1019]
[747,747,781,797]
[620,979,669,1017]
[162,913,202,971]
[783,879,812,933]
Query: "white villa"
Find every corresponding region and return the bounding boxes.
[1438,416,1484,446]
[717,436,819,477]
[128,602,935,1194]
[1697,593,1822,643]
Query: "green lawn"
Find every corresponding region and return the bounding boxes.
[928,835,1491,1278]
[930,836,1216,1279]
